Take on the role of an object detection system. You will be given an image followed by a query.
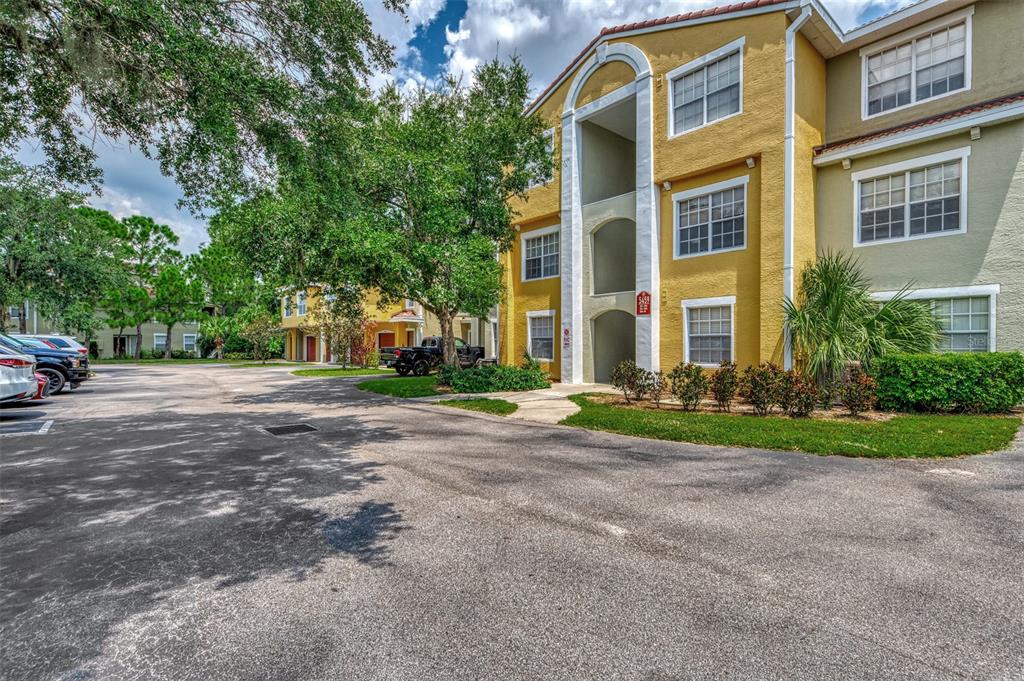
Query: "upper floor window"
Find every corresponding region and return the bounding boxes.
[522,226,560,281]
[862,9,971,118]
[667,37,744,137]
[297,292,307,316]
[282,296,292,317]
[853,147,969,246]
[404,298,415,309]
[672,176,748,259]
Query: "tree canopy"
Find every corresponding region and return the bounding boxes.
[1,0,402,207]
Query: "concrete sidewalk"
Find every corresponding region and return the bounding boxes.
[416,382,618,424]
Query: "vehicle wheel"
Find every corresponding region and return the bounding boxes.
[38,368,66,395]
[396,367,410,376]
[412,359,430,377]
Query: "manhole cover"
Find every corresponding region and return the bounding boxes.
[264,423,318,436]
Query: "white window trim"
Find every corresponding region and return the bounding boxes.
[297,292,307,316]
[859,6,973,121]
[851,146,970,248]
[521,224,561,283]
[182,333,197,353]
[666,36,745,139]
[526,309,556,362]
[282,296,292,317]
[672,175,750,261]
[153,333,168,351]
[680,296,735,368]
[871,283,998,351]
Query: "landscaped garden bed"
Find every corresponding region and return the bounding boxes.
[563,394,1020,458]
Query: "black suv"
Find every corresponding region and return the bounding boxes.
[0,334,88,394]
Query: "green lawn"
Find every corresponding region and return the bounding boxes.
[92,358,228,364]
[438,398,518,416]
[562,395,1021,458]
[357,376,440,398]
[292,367,393,377]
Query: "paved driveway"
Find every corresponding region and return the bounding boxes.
[1,365,1022,680]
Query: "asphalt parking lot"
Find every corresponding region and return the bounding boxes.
[2,364,1022,680]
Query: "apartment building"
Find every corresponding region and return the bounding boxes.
[5,301,201,358]
[500,0,1022,383]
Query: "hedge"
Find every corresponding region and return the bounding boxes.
[872,352,1024,413]
[438,364,550,393]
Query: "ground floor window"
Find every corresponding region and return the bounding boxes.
[182,334,197,354]
[682,296,734,367]
[527,311,555,362]
[927,296,990,352]
[153,333,167,353]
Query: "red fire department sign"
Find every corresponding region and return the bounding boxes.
[636,290,651,316]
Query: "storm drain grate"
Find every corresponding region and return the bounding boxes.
[263,423,318,436]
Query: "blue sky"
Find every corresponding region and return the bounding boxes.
[38,0,914,253]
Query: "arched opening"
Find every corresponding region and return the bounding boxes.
[591,218,635,295]
[592,309,635,383]
[579,94,636,205]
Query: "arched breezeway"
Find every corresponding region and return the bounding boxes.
[591,309,636,384]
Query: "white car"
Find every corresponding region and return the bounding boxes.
[14,334,88,356]
[0,350,38,403]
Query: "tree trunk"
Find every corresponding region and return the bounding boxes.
[18,302,27,334]
[164,323,174,359]
[437,310,457,367]
[115,326,124,357]
[134,323,143,359]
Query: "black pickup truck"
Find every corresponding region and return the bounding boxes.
[381,336,485,376]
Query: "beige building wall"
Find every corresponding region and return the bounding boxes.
[815,119,1024,350]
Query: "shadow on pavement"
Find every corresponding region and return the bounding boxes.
[0,408,407,680]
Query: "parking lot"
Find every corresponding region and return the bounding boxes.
[2,364,1023,680]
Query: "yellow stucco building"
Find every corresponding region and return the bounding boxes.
[500,0,1022,382]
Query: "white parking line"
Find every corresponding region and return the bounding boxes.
[0,420,54,438]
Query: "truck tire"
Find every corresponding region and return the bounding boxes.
[412,359,430,377]
[396,366,410,376]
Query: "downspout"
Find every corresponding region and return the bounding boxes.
[783,5,812,370]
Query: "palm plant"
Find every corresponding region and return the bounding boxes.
[784,251,939,385]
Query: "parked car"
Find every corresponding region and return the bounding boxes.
[16,334,88,356]
[0,334,88,394]
[0,350,38,403]
[32,372,52,400]
[381,336,486,376]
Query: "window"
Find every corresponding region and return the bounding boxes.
[182,334,197,353]
[862,11,970,117]
[404,298,415,309]
[522,226,559,281]
[283,297,292,317]
[528,129,555,189]
[297,292,307,315]
[668,38,743,137]
[8,306,20,319]
[527,311,555,361]
[682,297,734,367]
[673,176,747,258]
[153,334,167,352]
[853,147,968,246]
[929,297,990,352]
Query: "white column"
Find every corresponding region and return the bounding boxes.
[560,110,584,384]
[633,72,659,373]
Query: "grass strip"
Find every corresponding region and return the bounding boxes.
[357,376,440,398]
[561,395,1020,458]
[438,398,518,416]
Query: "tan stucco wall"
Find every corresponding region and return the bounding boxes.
[502,217,562,377]
[824,2,1024,143]
[815,119,1024,350]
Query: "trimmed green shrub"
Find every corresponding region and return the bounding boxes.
[710,362,738,412]
[442,364,549,393]
[611,359,642,403]
[669,362,708,411]
[841,364,876,416]
[648,371,668,409]
[778,370,818,417]
[872,352,1024,413]
[740,362,783,416]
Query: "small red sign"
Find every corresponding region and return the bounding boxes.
[636,290,651,316]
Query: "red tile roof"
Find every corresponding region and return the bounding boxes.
[527,0,792,113]
[814,91,1024,155]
